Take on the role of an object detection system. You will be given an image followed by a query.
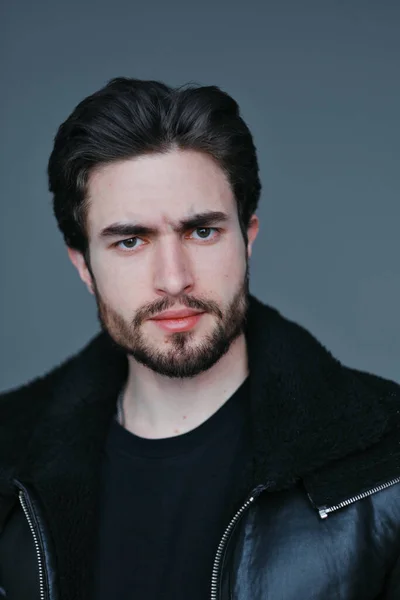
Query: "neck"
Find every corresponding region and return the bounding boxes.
[120,333,249,439]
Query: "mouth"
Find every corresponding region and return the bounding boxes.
[149,310,205,333]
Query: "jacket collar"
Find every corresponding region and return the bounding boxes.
[1,295,400,599]
[246,297,400,489]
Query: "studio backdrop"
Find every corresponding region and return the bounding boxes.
[0,0,399,391]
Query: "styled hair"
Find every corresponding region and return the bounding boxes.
[48,77,261,255]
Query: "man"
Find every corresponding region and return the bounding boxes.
[0,77,399,600]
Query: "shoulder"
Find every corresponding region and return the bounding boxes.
[0,334,105,484]
[0,331,110,414]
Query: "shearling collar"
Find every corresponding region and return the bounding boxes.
[1,295,400,600]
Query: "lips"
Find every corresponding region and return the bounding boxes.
[149,310,205,332]
[151,309,204,320]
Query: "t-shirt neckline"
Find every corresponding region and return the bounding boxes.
[108,376,250,459]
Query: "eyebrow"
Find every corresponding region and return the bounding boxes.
[99,211,229,240]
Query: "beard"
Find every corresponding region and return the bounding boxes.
[92,265,249,379]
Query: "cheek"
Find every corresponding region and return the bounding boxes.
[198,246,246,291]
[91,253,149,313]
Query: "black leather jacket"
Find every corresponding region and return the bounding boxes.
[1,296,400,600]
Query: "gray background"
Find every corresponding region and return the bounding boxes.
[1,0,399,392]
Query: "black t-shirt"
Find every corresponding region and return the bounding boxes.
[93,377,250,600]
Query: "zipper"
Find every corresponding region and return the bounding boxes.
[318,476,400,519]
[210,486,266,600]
[18,489,47,600]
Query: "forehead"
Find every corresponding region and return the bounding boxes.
[86,149,235,233]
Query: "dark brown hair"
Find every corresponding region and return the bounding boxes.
[48,77,261,256]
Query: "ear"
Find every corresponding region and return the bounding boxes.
[67,247,95,295]
[246,214,259,259]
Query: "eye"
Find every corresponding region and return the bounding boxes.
[116,237,145,251]
[190,227,219,241]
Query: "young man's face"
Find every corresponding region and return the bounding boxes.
[69,149,259,378]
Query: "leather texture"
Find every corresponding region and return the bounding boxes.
[222,484,400,600]
[1,481,400,599]
[0,503,39,600]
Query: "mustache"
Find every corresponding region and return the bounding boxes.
[133,295,223,327]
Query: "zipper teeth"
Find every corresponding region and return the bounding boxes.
[210,496,255,600]
[19,491,46,600]
[319,476,400,519]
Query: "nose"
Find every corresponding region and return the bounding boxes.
[153,237,194,297]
